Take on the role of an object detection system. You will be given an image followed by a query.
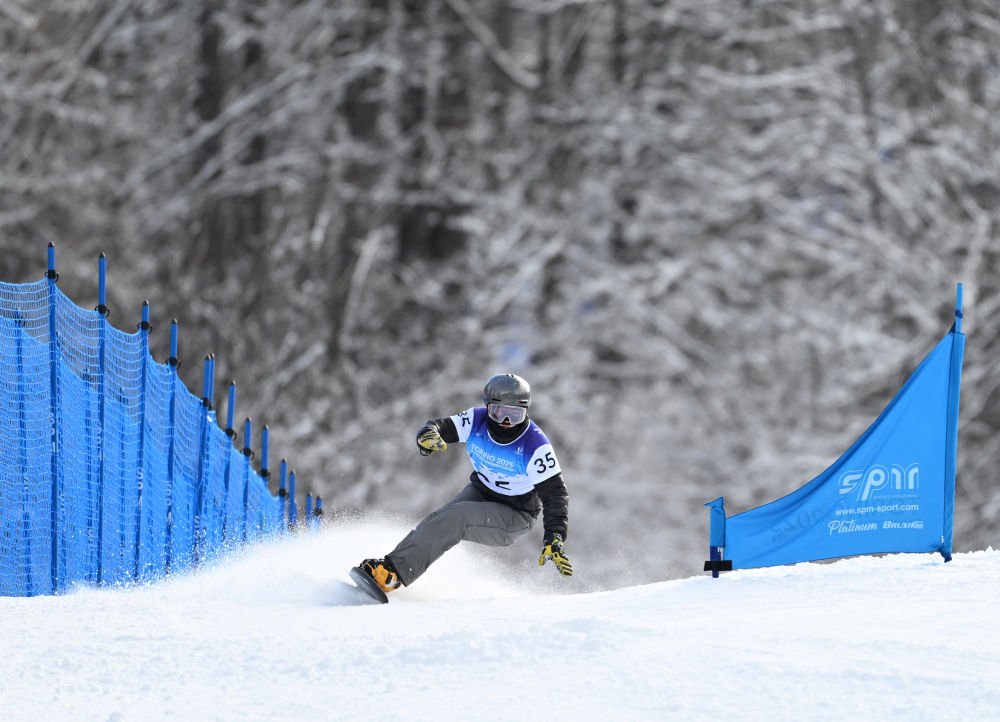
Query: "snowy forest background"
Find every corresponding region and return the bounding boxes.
[3,0,999,589]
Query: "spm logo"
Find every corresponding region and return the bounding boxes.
[838,464,919,502]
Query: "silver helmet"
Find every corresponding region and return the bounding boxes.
[482,373,531,408]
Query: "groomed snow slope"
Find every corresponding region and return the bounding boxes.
[2,522,997,722]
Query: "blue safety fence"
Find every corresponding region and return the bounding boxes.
[704,284,965,576]
[0,245,318,596]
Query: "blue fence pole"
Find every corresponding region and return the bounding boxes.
[95,253,110,586]
[46,243,61,593]
[15,311,35,595]
[97,253,109,317]
[241,417,253,543]
[288,469,298,530]
[279,459,288,527]
[165,319,179,574]
[305,494,313,529]
[220,380,236,545]
[942,282,965,562]
[133,301,151,581]
[315,496,324,530]
[169,318,178,364]
[225,380,237,440]
[260,425,273,531]
[954,283,963,334]
[200,354,209,402]
[260,424,270,482]
[704,497,729,578]
[193,354,214,565]
[208,354,216,408]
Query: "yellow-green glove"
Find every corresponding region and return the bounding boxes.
[416,424,447,456]
[538,533,573,577]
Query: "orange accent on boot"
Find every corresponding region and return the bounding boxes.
[371,563,400,593]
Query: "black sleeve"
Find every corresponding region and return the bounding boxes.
[535,472,568,542]
[416,416,459,445]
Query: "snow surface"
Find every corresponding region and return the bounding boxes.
[2,521,998,722]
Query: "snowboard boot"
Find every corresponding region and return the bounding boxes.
[360,557,402,593]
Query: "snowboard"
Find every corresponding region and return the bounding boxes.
[348,566,389,604]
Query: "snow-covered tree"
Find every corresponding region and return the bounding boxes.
[2,0,998,586]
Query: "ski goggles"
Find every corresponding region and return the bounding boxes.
[487,403,527,425]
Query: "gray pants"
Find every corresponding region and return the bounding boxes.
[386,483,536,586]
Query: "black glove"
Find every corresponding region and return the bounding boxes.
[538,533,573,577]
[416,423,447,456]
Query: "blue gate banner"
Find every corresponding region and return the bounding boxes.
[707,290,965,570]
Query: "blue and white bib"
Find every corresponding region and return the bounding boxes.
[449,407,561,496]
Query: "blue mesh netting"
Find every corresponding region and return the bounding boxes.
[0,279,285,596]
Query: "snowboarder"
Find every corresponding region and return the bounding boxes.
[358,373,572,595]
